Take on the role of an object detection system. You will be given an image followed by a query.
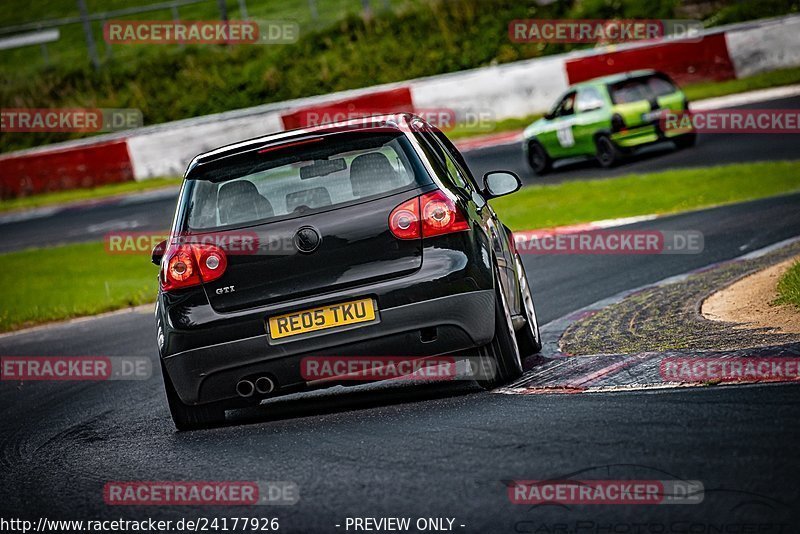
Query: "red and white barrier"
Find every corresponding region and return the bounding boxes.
[0,140,133,199]
[1,15,798,198]
[564,33,736,85]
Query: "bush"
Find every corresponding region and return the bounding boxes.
[1,0,795,152]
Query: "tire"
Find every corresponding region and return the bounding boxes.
[514,253,542,356]
[595,135,623,168]
[161,361,226,431]
[527,140,552,175]
[674,132,697,149]
[476,271,523,389]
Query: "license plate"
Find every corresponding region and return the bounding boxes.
[268,298,377,340]
[642,110,663,122]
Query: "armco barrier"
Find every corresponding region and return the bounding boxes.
[280,87,413,129]
[725,15,800,78]
[0,140,133,199]
[565,33,736,85]
[126,111,284,179]
[1,15,798,192]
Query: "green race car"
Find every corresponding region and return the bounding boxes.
[522,70,696,174]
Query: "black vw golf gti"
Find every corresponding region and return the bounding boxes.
[153,114,541,429]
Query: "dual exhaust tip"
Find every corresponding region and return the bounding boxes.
[236,376,275,397]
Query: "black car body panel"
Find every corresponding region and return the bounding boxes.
[155,114,528,410]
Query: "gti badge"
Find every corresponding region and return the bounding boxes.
[216,285,235,295]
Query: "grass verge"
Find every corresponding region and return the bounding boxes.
[448,114,542,140]
[3,160,799,332]
[0,242,157,332]
[489,161,800,230]
[683,66,800,102]
[0,177,181,213]
[775,260,800,310]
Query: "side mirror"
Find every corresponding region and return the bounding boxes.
[483,171,521,199]
[151,240,167,265]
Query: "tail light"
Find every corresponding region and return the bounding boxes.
[160,243,227,291]
[389,197,420,240]
[611,113,626,132]
[389,190,469,240]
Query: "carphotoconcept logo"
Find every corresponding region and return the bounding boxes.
[1,108,142,133]
[103,20,298,45]
[509,19,703,43]
[513,230,704,255]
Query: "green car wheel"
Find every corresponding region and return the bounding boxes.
[595,135,624,168]
[527,140,552,175]
[674,132,697,149]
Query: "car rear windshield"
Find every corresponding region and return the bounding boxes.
[181,131,430,230]
[608,74,678,104]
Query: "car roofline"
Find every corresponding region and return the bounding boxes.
[185,113,423,177]
[571,69,660,89]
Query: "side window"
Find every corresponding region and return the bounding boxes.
[609,81,649,104]
[554,92,576,117]
[434,139,468,189]
[647,75,677,97]
[576,87,605,113]
[434,131,481,192]
[415,131,470,192]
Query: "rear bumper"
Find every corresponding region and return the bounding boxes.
[613,122,694,147]
[612,125,660,147]
[162,289,495,405]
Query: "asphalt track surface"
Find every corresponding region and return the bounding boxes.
[465,95,800,183]
[2,192,800,530]
[1,95,798,254]
[2,94,800,530]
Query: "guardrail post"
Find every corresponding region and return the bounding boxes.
[102,16,112,59]
[217,0,229,22]
[171,5,184,49]
[40,41,50,66]
[237,0,249,20]
[77,0,100,69]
